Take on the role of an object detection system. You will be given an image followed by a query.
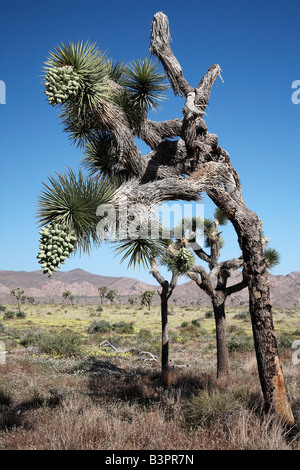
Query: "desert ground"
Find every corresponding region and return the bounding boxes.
[0,301,299,450]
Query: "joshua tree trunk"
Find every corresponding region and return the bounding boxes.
[161,280,170,386]
[212,295,229,382]
[150,259,178,386]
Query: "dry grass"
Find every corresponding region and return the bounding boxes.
[0,303,299,450]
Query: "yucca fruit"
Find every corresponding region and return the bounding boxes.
[44,65,80,106]
[37,223,77,277]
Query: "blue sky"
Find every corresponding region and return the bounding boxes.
[1,0,300,285]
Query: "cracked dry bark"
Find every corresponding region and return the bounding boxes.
[92,12,293,424]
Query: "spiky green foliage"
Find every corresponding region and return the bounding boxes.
[214,207,228,226]
[36,167,117,253]
[113,236,168,270]
[168,247,195,274]
[43,41,111,114]
[81,133,128,179]
[123,58,169,113]
[264,247,280,269]
[173,216,204,242]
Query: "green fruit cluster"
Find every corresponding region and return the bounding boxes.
[37,223,77,277]
[44,65,80,106]
[174,247,195,274]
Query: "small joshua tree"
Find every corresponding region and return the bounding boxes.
[10,288,24,313]
[105,289,117,306]
[173,210,280,382]
[98,286,108,305]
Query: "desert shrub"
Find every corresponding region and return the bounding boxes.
[87,320,111,334]
[96,306,103,313]
[234,311,250,321]
[0,323,5,331]
[3,310,15,320]
[0,305,6,312]
[228,331,253,353]
[185,389,243,428]
[112,322,134,334]
[205,310,213,318]
[16,311,26,319]
[136,328,153,341]
[191,319,201,327]
[21,329,82,357]
[276,332,297,351]
[180,320,201,337]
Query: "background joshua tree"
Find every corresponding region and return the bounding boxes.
[105,289,117,306]
[98,286,108,305]
[114,235,195,385]
[62,291,74,305]
[10,288,24,314]
[36,12,294,423]
[173,209,280,382]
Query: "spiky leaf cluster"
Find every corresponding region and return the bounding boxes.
[45,65,80,106]
[43,41,112,117]
[37,223,77,277]
[172,247,195,274]
[264,247,280,269]
[113,236,168,270]
[37,167,117,254]
[123,58,169,113]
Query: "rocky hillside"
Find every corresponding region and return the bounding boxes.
[0,269,300,307]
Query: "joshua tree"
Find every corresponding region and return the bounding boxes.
[36,13,294,423]
[10,288,24,313]
[98,286,108,305]
[127,296,135,306]
[105,289,117,306]
[62,290,73,304]
[140,290,155,311]
[173,209,280,382]
[114,235,195,385]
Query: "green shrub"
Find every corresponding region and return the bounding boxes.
[21,329,82,357]
[191,318,201,327]
[96,306,103,313]
[88,320,111,334]
[16,311,26,319]
[233,311,250,320]
[3,310,15,320]
[136,328,152,341]
[112,321,134,334]
[204,310,213,318]
[228,331,253,353]
[185,389,242,428]
[277,332,299,351]
[0,305,6,312]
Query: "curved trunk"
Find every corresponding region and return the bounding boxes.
[212,295,229,383]
[210,191,295,424]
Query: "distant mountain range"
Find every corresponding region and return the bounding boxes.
[0,269,300,307]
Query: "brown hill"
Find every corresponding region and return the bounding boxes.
[0,269,300,307]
